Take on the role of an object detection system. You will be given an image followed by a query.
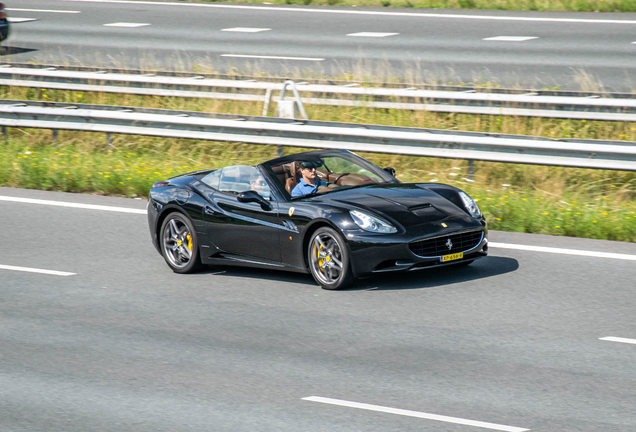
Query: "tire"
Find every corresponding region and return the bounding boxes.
[308,226,355,290]
[160,212,202,274]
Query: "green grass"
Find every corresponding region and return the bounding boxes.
[198,0,636,12]
[1,130,635,241]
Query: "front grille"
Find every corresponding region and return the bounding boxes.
[409,230,484,257]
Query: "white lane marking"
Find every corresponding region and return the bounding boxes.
[7,18,38,23]
[222,27,271,32]
[303,396,529,432]
[61,0,636,24]
[221,54,324,61]
[0,196,147,214]
[489,242,636,261]
[7,8,81,13]
[0,264,76,277]
[103,22,151,27]
[483,36,538,41]
[347,32,399,37]
[600,337,636,345]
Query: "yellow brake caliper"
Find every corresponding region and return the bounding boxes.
[187,233,193,251]
[317,243,324,267]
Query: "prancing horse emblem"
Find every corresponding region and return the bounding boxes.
[446,238,453,251]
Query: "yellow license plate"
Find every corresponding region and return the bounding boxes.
[441,252,463,262]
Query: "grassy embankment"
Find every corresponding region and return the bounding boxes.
[204,0,636,12]
[0,85,634,241]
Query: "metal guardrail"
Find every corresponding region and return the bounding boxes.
[5,62,635,97]
[2,64,636,122]
[1,100,635,171]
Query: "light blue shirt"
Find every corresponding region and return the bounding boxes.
[291,178,323,197]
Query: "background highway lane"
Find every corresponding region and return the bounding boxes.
[1,188,636,431]
[4,0,636,90]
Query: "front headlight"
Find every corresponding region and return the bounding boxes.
[459,191,481,218]
[350,210,397,233]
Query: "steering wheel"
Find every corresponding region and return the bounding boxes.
[332,173,351,185]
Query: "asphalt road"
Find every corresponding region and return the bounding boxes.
[4,0,636,90]
[1,186,635,431]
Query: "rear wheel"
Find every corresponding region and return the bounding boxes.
[160,212,202,273]
[308,227,354,290]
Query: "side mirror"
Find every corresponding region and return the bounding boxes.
[383,167,396,177]
[237,190,272,211]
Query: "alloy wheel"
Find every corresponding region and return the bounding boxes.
[310,232,346,286]
[162,217,194,270]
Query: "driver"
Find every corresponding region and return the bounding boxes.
[292,161,327,197]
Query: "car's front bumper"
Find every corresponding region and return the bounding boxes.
[343,228,488,278]
[147,199,161,254]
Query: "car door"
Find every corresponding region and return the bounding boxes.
[200,165,282,263]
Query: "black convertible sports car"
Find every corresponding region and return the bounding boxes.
[147,149,488,289]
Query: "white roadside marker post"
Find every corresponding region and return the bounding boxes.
[275,80,309,157]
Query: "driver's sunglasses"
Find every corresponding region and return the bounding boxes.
[303,166,316,171]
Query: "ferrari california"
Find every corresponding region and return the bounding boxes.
[147,149,488,289]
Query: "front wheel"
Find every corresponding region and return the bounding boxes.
[160,212,202,274]
[308,227,354,290]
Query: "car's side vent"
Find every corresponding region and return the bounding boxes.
[409,230,484,257]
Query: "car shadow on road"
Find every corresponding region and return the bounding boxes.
[0,46,38,55]
[197,265,315,285]
[352,256,519,291]
[197,256,519,291]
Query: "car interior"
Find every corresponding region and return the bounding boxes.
[269,161,379,195]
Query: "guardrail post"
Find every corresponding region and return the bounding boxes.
[52,129,58,143]
[468,160,475,180]
[262,89,273,117]
[2,126,6,144]
[276,80,308,120]
[106,133,113,151]
[275,81,309,158]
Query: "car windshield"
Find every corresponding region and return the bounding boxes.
[263,150,397,200]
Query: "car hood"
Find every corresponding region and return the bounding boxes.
[312,183,480,231]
